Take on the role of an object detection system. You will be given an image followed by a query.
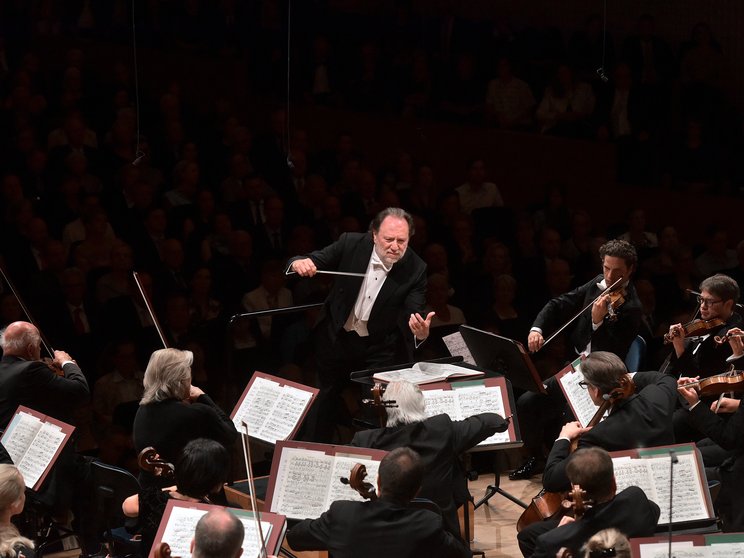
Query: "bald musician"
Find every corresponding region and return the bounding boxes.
[0,321,89,426]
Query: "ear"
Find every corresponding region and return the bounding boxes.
[610,476,617,498]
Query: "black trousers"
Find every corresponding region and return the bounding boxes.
[516,376,572,459]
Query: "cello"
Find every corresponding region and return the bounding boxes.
[516,374,635,531]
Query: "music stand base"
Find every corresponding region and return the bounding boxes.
[474,475,528,510]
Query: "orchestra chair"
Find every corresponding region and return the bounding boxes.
[624,335,646,373]
[81,460,141,558]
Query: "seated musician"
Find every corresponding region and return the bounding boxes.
[350,380,509,538]
[132,348,237,488]
[123,438,230,555]
[529,448,659,558]
[512,240,642,480]
[286,447,471,558]
[191,509,245,558]
[518,352,675,555]
[666,274,742,444]
[0,465,35,558]
[678,377,744,531]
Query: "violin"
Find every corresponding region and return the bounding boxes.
[605,287,627,322]
[663,318,726,344]
[678,370,744,397]
[714,331,744,345]
[137,447,176,479]
[340,463,377,501]
[517,374,634,532]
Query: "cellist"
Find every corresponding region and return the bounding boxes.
[517,352,676,557]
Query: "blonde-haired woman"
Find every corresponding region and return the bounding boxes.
[0,465,34,558]
[133,348,237,488]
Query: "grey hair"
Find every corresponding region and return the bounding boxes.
[0,324,40,354]
[0,465,34,556]
[384,381,428,427]
[140,348,193,405]
[581,528,631,558]
[369,207,415,236]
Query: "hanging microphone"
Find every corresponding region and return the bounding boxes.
[132,152,145,166]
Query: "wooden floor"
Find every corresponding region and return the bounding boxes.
[468,474,542,558]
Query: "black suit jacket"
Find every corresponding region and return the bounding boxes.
[531,486,660,558]
[543,371,677,491]
[668,313,742,378]
[351,413,508,537]
[287,497,471,558]
[532,275,643,361]
[0,356,90,427]
[290,232,427,359]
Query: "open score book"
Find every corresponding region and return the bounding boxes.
[372,361,484,385]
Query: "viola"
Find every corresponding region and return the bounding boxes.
[517,374,635,532]
[340,463,377,501]
[137,447,175,479]
[678,370,744,397]
[663,318,725,344]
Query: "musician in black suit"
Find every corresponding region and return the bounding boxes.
[288,207,433,441]
[512,240,643,480]
[286,447,471,558]
[527,447,660,558]
[0,321,89,426]
[350,380,509,538]
[678,378,744,531]
[541,352,677,493]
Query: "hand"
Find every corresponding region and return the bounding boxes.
[53,350,74,365]
[591,293,610,325]
[711,397,740,414]
[668,323,686,341]
[557,515,576,528]
[726,327,744,357]
[677,376,700,407]
[409,312,435,340]
[188,385,205,402]
[559,421,591,441]
[291,258,317,277]
[528,331,544,353]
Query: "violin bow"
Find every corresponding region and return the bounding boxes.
[539,276,624,351]
[0,264,55,358]
[132,271,169,348]
[240,420,268,558]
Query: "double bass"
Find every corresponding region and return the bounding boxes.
[516,374,635,531]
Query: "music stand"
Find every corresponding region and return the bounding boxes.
[457,325,546,510]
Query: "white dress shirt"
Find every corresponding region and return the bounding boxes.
[344,248,391,337]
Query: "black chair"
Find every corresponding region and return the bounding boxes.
[81,460,141,558]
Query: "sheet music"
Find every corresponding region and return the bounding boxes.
[638,543,703,558]
[613,453,709,524]
[648,453,709,523]
[708,544,744,557]
[558,367,600,428]
[16,422,65,489]
[271,448,333,519]
[373,362,483,385]
[326,455,380,506]
[442,332,476,365]
[159,505,273,558]
[423,390,461,418]
[2,412,43,466]
[257,386,313,443]
[233,377,313,444]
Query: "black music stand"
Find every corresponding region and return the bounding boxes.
[457,325,546,510]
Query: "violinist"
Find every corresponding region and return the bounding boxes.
[132,348,237,488]
[518,353,675,555]
[527,448,659,558]
[678,375,744,531]
[666,274,742,378]
[513,240,642,481]
[286,447,470,558]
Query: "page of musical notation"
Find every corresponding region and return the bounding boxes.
[423,390,461,419]
[455,386,510,445]
[257,385,313,443]
[326,455,380,506]
[234,377,282,440]
[16,421,65,489]
[648,453,709,523]
[1,411,43,467]
[271,447,333,519]
[158,505,273,558]
[442,331,476,365]
[612,457,658,501]
[638,542,702,558]
[558,368,600,428]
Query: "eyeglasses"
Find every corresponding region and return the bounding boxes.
[578,381,591,389]
[697,296,722,307]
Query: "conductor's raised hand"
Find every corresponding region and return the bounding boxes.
[291,258,317,277]
[528,330,544,353]
[409,311,435,341]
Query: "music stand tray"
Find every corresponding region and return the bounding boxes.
[459,325,546,394]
